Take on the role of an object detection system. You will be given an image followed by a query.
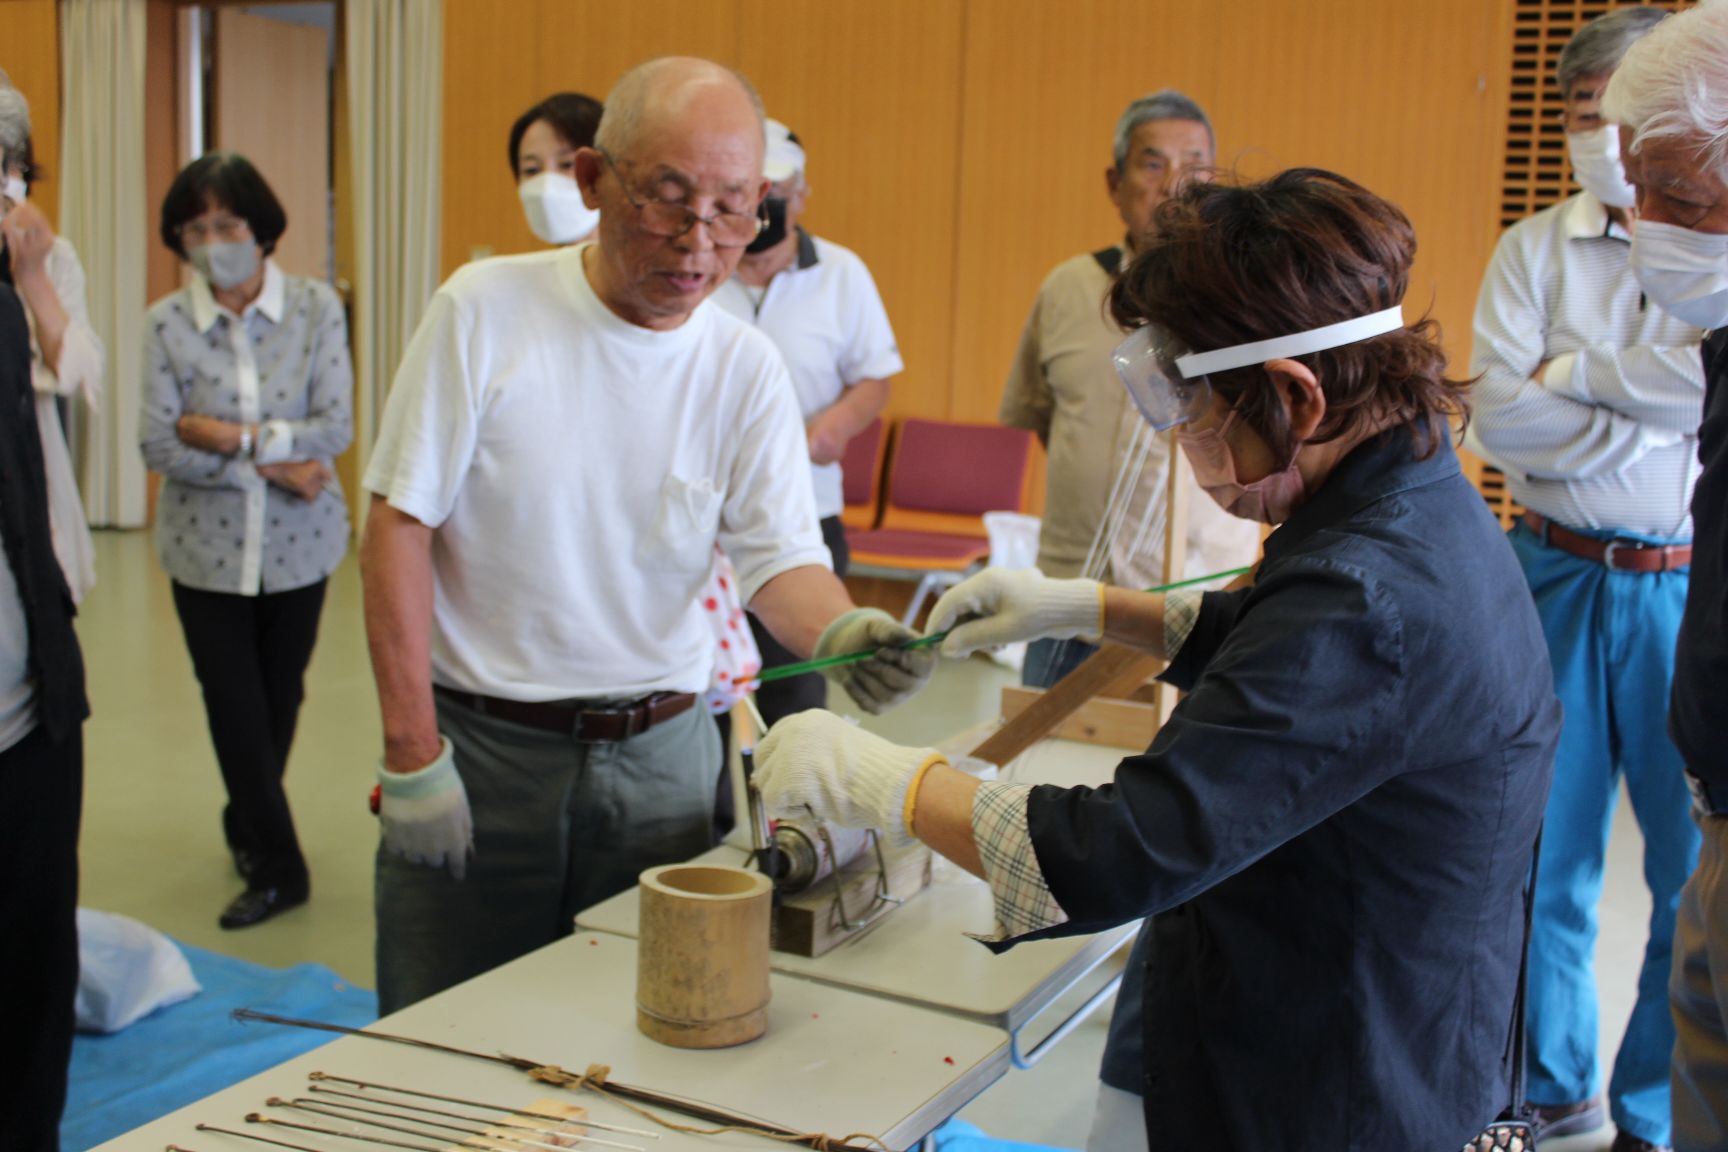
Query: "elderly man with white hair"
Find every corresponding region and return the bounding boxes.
[1466,9,1702,1149]
[360,56,934,1013]
[1601,5,1728,1148]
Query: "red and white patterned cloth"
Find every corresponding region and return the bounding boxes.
[700,548,762,714]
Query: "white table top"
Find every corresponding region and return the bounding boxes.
[93,934,1009,1152]
[581,736,1137,1031]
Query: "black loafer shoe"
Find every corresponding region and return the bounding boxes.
[1531,1098,1606,1140]
[1611,1133,1671,1152]
[218,883,308,930]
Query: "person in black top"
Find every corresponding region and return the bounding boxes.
[0,278,89,1151]
[1603,7,1728,1149]
[756,168,1560,1148]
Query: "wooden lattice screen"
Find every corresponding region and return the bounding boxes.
[1477,0,1689,528]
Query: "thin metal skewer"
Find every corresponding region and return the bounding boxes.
[196,1122,361,1152]
[308,1073,658,1138]
[277,1095,641,1152]
[234,1010,878,1148]
[269,1096,625,1152]
[308,1084,649,1146]
[246,1112,460,1152]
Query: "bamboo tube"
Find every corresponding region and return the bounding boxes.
[635,864,773,1049]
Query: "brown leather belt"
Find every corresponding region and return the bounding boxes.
[433,686,697,742]
[1522,512,1692,573]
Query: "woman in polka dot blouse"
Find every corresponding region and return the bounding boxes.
[138,153,352,930]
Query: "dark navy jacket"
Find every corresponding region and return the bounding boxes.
[1673,330,1728,790]
[0,283,85,745]
[1016,430,1558,1150]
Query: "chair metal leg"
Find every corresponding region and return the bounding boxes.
[901,572,941,628]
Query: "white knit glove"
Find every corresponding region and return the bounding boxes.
[377,737,474,880]
[927,569,1104,658]
[813,607,938,715]
[755,711,944,849]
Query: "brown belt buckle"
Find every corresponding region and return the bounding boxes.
[1602,539,1632,570]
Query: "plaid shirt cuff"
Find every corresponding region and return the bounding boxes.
[1165,588,1204,659]
[967,781,1068,942]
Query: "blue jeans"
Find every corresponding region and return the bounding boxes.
[1512,520,1699,1146]
[1022,636,1098,689]
[375,694,720,1014]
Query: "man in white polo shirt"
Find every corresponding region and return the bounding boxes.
[713,118,903,723]
[360,56,934,1013]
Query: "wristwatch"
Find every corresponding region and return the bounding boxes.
[238,425,253,458]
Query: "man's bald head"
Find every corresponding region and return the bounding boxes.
[595,56,765,164]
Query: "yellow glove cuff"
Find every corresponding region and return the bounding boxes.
[901,752,949,838]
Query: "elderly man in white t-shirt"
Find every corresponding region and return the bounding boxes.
[360,56,935,1013]
[712,118,903,724]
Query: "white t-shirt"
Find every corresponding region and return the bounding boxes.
[713,232,903,519]
[364,245,830,702]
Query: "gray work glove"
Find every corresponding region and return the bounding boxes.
[813,607,938,715]
[377,737,474,880]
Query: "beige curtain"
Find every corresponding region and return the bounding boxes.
[345,0,443,494]
[59,0,148,528]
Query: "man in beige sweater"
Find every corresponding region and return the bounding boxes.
[1000,89,1258,691]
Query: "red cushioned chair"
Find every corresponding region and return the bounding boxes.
[846,418,1036,626]
[839,418,889,531]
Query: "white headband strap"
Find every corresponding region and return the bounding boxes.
[1174,305,1406,379]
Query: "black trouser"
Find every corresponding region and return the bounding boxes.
[171,579,326,889]
[0,721,82,1152]
[750,514,851,725]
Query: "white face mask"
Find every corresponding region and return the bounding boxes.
[1631,220,1728,330]
[518,172,599,246]
[189,240,262,291]
[1566,126,1636,210]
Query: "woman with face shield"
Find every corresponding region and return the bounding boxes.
[0,84,102,604]
[753,168,1561,1148]
[139,152,353,930]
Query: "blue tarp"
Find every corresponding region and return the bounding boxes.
[62,942,376,1151]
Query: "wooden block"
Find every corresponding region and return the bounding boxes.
[968,643,1163,766]
[772,843,933,958]
[1000,686,1159,753]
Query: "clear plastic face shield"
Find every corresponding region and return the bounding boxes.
[1112,304,1408,430]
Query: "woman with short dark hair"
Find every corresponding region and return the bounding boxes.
[755,168,1561,1148]
[140,151,352,930]
[508,91,602,246]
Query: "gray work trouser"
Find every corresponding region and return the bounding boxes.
[375,693,720,1015]
[1673,807,1728,1152]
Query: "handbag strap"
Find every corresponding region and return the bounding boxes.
[1507,825,1542,1112]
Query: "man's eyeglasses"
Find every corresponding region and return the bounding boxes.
[599,149,764,247]
[177,216,251,244]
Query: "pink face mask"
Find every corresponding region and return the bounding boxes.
[1177,411,1307,525]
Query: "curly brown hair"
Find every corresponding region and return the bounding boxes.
[1108,167,1469,462]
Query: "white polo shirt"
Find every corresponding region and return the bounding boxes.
[364,245,830,702]
[713,231,903,519]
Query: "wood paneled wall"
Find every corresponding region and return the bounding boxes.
[442,0,1512,448]
[0,0,63,231]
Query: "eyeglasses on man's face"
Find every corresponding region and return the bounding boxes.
[597,149,764,247]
